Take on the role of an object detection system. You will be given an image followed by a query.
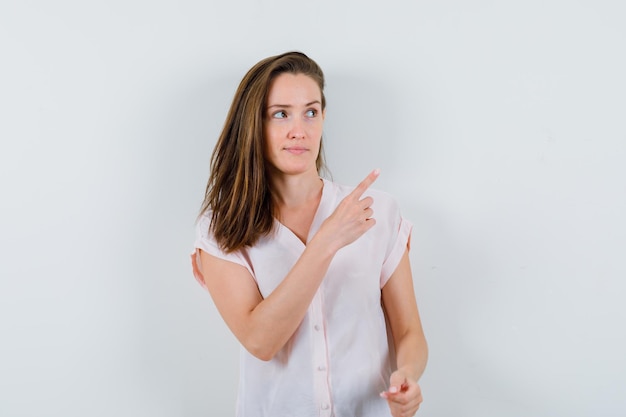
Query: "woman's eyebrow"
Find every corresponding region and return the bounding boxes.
[267,100,321,109]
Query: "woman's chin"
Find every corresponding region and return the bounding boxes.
[269,164,318,178]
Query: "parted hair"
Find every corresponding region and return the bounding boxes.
[199,51,327,253]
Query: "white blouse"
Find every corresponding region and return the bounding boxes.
[192,179,412,417]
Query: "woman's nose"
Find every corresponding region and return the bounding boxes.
[288,119,305,139]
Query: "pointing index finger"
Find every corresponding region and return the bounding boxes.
[351,168,380,199]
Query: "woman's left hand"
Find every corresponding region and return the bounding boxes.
[380,369,423,417]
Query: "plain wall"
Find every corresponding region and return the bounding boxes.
[1,0,625,416]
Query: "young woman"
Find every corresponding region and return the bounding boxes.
[192,51,427,417]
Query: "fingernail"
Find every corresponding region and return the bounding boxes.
[389,386,398,393]
[373,168,380,176]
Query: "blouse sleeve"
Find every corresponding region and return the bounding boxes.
[191,213,254,290]
[379,197,413,288]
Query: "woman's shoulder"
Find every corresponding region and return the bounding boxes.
[194,209,254,267]
[195,210,215,240]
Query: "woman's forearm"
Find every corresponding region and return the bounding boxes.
[242,236,337,360]
[394,329,428,382]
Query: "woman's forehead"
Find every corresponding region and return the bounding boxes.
[266,73,322,105]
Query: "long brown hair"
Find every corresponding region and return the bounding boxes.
[199,51,327,253]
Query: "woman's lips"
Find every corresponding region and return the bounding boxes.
[284,147,308,155]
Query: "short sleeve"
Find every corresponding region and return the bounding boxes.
[191,213,254,290]
[379,200,413,288]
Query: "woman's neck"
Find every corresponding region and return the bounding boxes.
[268,171,323,210]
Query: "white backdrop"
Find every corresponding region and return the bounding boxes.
[1,1,625,416]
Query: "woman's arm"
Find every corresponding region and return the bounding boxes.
[381,248,428,416]
[199,170,379,361]
[199,238,332,361]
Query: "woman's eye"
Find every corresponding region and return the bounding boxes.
[305,109,317,117]
[272,110,287,119]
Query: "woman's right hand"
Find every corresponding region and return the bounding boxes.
[314,169,380,253]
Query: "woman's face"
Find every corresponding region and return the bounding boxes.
[263,73,325,178]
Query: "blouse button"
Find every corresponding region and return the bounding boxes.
[321,404,330,410]
[314,324,321,331]
[317,365,326,371]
